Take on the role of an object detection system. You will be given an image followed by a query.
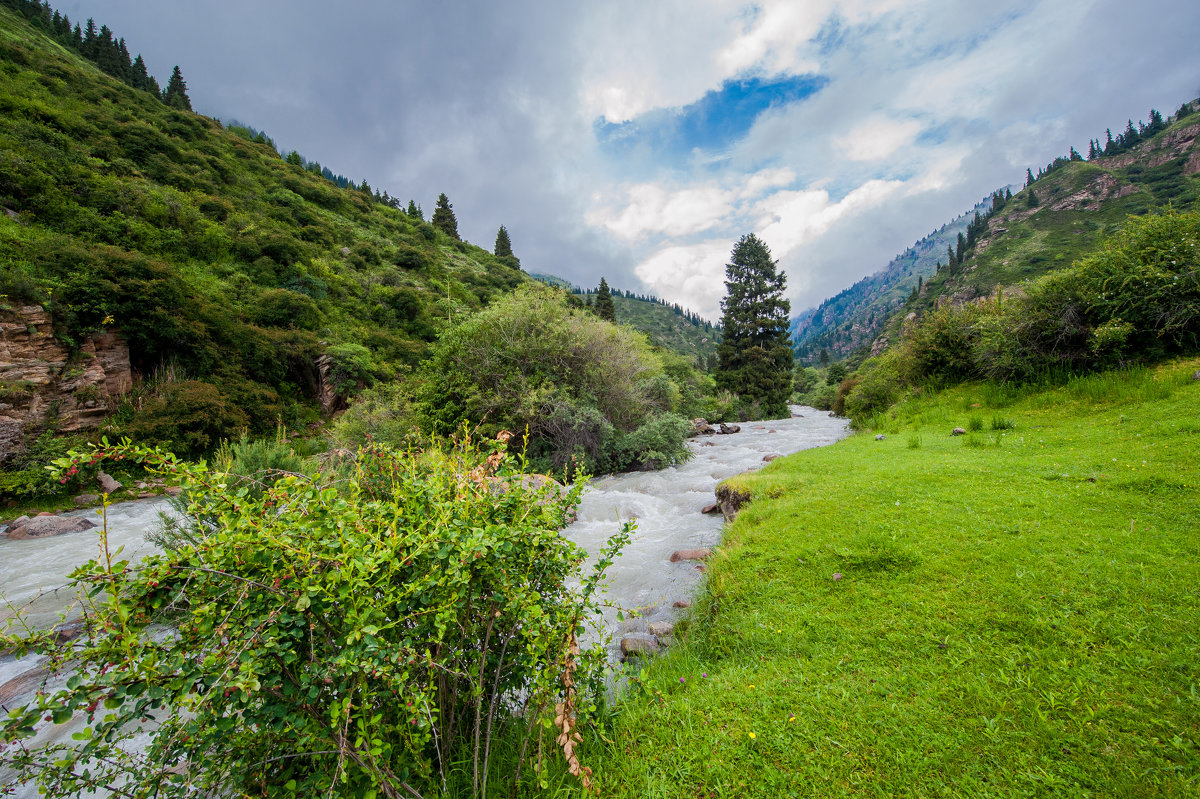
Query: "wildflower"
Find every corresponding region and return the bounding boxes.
[748,732,756,740]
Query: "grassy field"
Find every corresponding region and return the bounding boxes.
[577,358,1200,797]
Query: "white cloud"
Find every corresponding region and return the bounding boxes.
[757,179,905,257]
[633,239,733,319]
[839,116,924,161]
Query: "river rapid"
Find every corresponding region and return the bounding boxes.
[0,407,848,794]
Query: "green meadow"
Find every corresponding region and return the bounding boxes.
[581,359,1200,797]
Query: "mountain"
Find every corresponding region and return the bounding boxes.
[0,6,526,459]
[794,99,1200,366]
[789,202,985,365]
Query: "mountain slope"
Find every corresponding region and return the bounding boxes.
[797,100,1200,366]
[0,7,526,456]
[790,202,984,365]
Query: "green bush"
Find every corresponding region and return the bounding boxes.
[2,437,629,798]
[416,284,688,473]
[121,380,249,458]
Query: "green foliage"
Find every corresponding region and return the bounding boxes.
[1,436,630,797]
[716,234,792,418]
[161,65,191,111]
[121,379,249,458]
[323,342,377,397]
[594,277,615,322]
[392,284,689,474]
[0,12,528,454]
[431,192,459,240]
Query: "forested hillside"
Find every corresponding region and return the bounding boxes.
[790,203,982,365]
[0,5,525,459]
[794,100,1200,369]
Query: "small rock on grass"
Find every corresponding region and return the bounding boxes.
[875,434,886,441]
[648,621,674,637]
[951,427,967,436]
[673,600,692,609]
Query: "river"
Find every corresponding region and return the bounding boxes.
[0,407,848,794]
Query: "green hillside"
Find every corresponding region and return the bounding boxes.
[611,294,719,367]
[0,6,525,453]
[795,101,1200,370]
[790,205,979,364]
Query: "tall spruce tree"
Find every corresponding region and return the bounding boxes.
[594,277,615,322]
[163,65,192,110]
[715,234,793,418]
[431,193,459,239]
[494,225,513,258]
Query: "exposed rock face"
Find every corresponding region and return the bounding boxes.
[0,306,131,462]
[315,353,340,414]
[4,514,97,540]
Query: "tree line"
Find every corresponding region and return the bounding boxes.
[1,0,191,109]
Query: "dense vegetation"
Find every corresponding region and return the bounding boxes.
[332,284,707,476]
[837,207,1200,424]
[0,6,524,462]
[1,436,630,797]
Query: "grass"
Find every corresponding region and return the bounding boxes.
[574,358,1200,797]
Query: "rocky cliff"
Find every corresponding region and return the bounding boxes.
[0,305,131,461]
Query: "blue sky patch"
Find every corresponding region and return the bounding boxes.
[595,74,827,170]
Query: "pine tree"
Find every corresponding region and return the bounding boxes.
[1087,139,1097,160]
[594,277,615,322]
[1069,146,1082,161]
[406,200,423,221]
[1025,168,1035,187]
[163,65,192,111]
[431,193,459,239]
[715,234,793,419]
[494,225,513,258]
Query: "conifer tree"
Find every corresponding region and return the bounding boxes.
[594,277,615,322]
[431,193,459,239]
[1025,168,1035,187]
[494,225,513,258]
[163,65,192,111]
[715,233,793,418]
[406,200,423,221]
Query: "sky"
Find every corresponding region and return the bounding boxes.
[60,0,1200,320]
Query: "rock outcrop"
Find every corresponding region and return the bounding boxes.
[0,305,131,462]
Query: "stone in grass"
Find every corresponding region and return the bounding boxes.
[620,637,659,660]
[670,548,711,562]
[673,600,692,609]
[73,493,99,506]
[832,572,844,582]
[951,427,967,436]
[1193,370,1200,382]
[648,621,674,638]
[762,454,781,462]
[875,434,886,441]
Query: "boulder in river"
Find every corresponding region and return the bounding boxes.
[0,662,52,705]
[648,621,674,638]
[689,418,716,436]
[718,423,741,434]
[670,548,711,562]
[700,502,721,515]
[73,493,99,506]
[4,515,97,540]
[620,637,659,660]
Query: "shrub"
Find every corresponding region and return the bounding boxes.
[121,380,249,458]
[1,437,629,798]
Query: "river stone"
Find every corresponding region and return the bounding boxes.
[762,454,781,462]
[670,548,711,562]
[700,502,721,514]
[4,515,97,540]
[73,493,99,506]
[689,418,715,436]
[648,621,674,637]
[951,427,967,436]
[97,470,121,494]
[165,486,183,496]
[718,423,741,434]
[672,600,692,609]
[620,637,659,660]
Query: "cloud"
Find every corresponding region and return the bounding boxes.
[839,116,924,161]
[634,239,734,319]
